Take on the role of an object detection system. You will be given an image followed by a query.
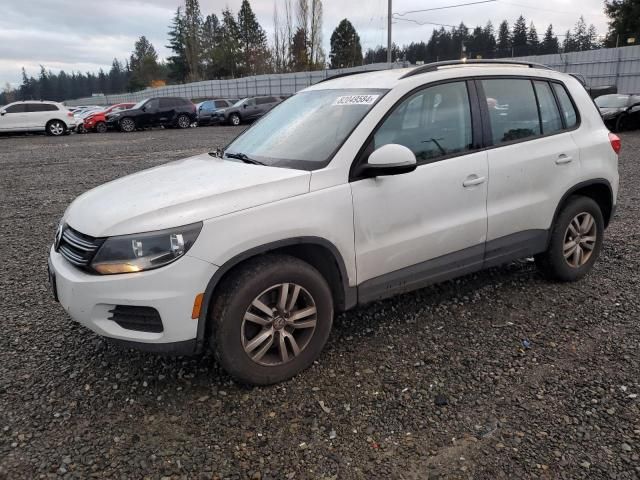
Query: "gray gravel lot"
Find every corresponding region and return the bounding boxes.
[1,127,639,479]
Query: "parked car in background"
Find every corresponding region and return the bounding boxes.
[75,107,106,133]
[106,97,197,132]
[0,100,76,136]
[569,73,617,99]
[596,94,640,132]
[213,96,282,126]
[197,99,238,126]
[82,103,135,133]
[49,60,619,385]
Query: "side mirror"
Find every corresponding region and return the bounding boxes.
[0,110,5,116]
[361,144,417,178]
[243,104,248,109]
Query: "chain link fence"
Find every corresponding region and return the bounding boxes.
[65,45,640,106]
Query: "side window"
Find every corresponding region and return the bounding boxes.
[256,97,268,105]
[246,98,256,106]
[482,79,540,144]
[5,104,27,113]
[552,83,578,128]
[146,99,160,110]
[214,100,226,108]
[374,81,473,163]
[533,81,563,135]
[26,104,58,112]
[159,98,174,109]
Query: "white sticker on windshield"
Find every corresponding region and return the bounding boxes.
[333,94,380,106]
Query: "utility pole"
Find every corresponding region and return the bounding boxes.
[387,0,392,63]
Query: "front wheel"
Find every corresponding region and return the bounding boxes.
[46,120,66,136]
[95,121,107,133]
[229,113,241,126]
[119,117,136,133]
[177,114,191,129]
[211,255,334,385]
[535,195,604,282]
[614,114,627,133]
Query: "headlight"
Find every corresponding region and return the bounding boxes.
[91,222,202,274]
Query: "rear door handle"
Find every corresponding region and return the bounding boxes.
[463,175,486,187]
[555,154,573,165]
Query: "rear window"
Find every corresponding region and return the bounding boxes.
[552,83,578,128]
[159,98,175,108]
[533,81,563,135]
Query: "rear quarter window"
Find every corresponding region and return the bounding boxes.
[552,83,578,128]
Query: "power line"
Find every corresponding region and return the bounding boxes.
[394,0,497,17]
[393,17,458,28]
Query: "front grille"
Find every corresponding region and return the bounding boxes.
[108,305,163,333]
[57,226,104,268]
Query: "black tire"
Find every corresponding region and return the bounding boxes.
[177,114,191,129]
[95,121,107,133]
[119,117,136,133]
[614,114,626,133]
[535,195,604,282]
[229,113,241,126]
[46,120,66,136]
[210,254,334,385]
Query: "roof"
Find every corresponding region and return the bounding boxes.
[306,61,563,92]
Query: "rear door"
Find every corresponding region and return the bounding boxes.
[479,77,581,265]
[0,103,29,130]
[158,98,176,124]
[244,98,260,119]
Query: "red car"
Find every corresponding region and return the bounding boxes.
[83,103,135,133]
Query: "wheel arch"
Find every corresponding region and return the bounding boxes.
[552,179,614,229]
[195,237,356,353]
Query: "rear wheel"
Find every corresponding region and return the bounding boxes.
[211,255,334,385]
[46,120,66,136]
[229,113,241,126]
[119,117,136,133]
[177,114,191,129]
[535,195,604,281]
[95,121,107,133]
[614,114,627,132]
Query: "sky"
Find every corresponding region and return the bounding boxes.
[0,0,610,87]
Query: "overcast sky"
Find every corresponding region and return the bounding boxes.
[0,0,609,87]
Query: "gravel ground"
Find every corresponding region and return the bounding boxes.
[1,127,639,480]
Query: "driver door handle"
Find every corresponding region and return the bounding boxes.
[463,175,486,187]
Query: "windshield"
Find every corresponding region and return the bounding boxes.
[233,98,247,107]
[131,99,147,110]
[224,89,386,170]
[595,95,630,108]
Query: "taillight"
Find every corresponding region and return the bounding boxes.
[67,112,74,118]
[609,132,621,154]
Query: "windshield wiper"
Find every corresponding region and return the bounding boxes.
[223,151,266,166]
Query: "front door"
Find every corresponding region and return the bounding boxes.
[351,80,489,302]
[0,103,29,130]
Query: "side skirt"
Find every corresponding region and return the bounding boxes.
[357,230,548,305]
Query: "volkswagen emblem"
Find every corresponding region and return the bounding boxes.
[54,224,63,251]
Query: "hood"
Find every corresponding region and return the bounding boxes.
[599,107,624,117]
[64,153,311,237]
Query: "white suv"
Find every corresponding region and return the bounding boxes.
[0,100,76,135]
[48,60,619,385]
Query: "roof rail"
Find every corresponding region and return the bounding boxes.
[318,70,373,83]
[399,59,552,79]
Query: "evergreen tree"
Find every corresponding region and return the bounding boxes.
[128,36,160,91]
[604,0,640,47]
[563,29,579,52]
[201,13,222,78]
[526,22,540,55]
[497,20,511,56]
[512,15,528,55]
[329,19,363,68]
[183,0,203,81]
[237,0,270,75]
[540,24,560,54]
[218,8,241,77]
[291,27,309,69]
[166,8,189,82]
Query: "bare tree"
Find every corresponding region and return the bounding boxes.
[309,0,325,67]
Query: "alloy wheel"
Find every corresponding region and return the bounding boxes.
[241,283,318,366]
[49,121,65,136]
[563,212,597,268]
[120,118,135,132]
[231,115,240,126]
[178,115,190,128]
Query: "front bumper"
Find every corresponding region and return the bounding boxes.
[48,246,217,352]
